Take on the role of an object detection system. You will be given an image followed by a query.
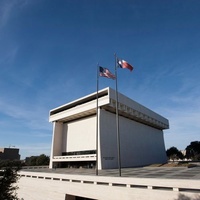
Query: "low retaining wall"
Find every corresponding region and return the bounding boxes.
[18,171,200,200]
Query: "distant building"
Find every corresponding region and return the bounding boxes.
[49,87,169,169]
[0,147,20,160]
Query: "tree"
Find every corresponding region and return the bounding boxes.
[26,156,37,166]
[25,154,50,166]
[36,154,50,166]
[185,141,200,160]
[166,147,184,161]
[0,160,22,200]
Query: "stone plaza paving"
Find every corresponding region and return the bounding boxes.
[22,165,200,180]
[19,165,200,199]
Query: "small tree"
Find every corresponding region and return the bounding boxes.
[0,160,21,200]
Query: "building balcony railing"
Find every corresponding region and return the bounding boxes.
[52,154,96,162]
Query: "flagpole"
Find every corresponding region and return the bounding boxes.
[114,53,121,177]
[96,63,99,176]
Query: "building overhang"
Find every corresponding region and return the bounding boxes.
[49,87,169,130]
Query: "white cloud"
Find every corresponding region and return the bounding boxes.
[18,142,51,158]
[0,98,51,131]
[162,92,200,150]
[0,46,19,65]
[0,1,14,27]
[126,60,200,151]
[0,0,30,28]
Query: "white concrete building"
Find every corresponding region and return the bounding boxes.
[49,87,169,169]
[18,88,200,200]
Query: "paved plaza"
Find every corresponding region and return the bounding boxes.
[22,166,200,180]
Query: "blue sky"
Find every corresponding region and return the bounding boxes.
[0,0,200,159]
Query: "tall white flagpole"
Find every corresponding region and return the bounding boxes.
[96,64,99,176]
[114,54,121,177]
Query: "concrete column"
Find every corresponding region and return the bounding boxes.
[49,121,63,168]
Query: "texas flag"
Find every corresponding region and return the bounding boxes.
[117,59,133,72]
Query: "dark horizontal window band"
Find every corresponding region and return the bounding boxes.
[62,150,96,156]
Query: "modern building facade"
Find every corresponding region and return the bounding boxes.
[0,147,20,160]
[49,87,169,169]
[18,88,200,200]
[17,88,200,200]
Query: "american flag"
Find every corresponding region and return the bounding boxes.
[99,66,116,80]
